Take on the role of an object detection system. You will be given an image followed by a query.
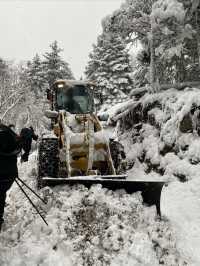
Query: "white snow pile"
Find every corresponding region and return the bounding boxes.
[163,177,200,266]
[107,86,200,265]
[0,154,187,266]
[111,87,200,182]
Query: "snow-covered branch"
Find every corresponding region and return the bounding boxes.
[108,100,136,123]
[130,82,200,97]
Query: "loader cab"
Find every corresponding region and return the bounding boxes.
[52,80,95,114]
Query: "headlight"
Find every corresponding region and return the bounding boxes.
[57,83,64,88]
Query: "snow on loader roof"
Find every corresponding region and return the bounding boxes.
[53,79,95,88]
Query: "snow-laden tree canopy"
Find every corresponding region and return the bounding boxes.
[43,41,74,87]
[85,33,132,106]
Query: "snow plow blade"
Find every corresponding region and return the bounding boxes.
[42,176,165,216]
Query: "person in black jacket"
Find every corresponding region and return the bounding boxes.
[0,123,21,231]
[20,126,38,162]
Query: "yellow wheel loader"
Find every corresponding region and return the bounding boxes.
[37,80,165,215]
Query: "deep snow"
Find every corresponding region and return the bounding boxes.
[1,87,200,265]
[0,153,187,266]
[115,88,200,266]
[163,178,200,266]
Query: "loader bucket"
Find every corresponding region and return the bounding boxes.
[42,177,165,216]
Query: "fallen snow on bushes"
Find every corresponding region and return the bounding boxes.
[0,154,187,266]
[116,87,200,266]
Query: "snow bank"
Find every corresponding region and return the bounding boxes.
[116,87,200,181]
[163,178,200,266]
[0,153,187,266]
[113,87,200,265]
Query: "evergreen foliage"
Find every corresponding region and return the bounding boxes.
[86,33,132,105]
[103,0,200,86]
[0,58,9,82]
[26,54,46,96]
[43,41,74,87]
[102,0,153,45]
[24,40,74,98]
[130,50,150,88]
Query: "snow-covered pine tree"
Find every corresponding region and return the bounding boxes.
[130,49,150,88]
[85,33,132,106]
[102,0,153,46]
[0,58,9,82]
[182,0,200,81]
[151,0,200,84]
[43,41,74,87]
[26,54,47,97]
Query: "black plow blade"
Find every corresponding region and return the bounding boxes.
[42,177,165,216]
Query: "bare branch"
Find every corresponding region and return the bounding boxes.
[1,95,23,121]
[0,88,22,109]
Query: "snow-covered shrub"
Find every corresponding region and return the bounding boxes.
[188,139,200,164]
[113,87,200,182]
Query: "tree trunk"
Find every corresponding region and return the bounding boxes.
[130,81,200,97]
[196,10,200,71]
[150,17,155,87]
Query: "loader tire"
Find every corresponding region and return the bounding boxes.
[109,139,126,174]
[37,138,59,189]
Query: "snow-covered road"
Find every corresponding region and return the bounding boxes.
[0,153,189,266]
[163,178,200,266]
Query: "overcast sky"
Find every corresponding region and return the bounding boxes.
[0,0,123,78]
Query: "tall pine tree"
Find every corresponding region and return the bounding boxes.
[26,54,46,97]
[43,41,74,87]
[85,33,132,105]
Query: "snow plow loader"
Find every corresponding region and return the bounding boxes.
[37,80,165,215]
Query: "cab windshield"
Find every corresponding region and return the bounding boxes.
[56,85,93,114]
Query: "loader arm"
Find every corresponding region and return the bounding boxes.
[60,111,72,176]
[91,114,116,175]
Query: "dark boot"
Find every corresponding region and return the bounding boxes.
[0,191,6,231]
[0,180,15,232]
[0,217,4,232]
[21,152,29,162]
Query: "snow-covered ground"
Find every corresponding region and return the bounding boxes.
[1,88,200,265]
[163,178,200,266]
[0,153,188,266]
